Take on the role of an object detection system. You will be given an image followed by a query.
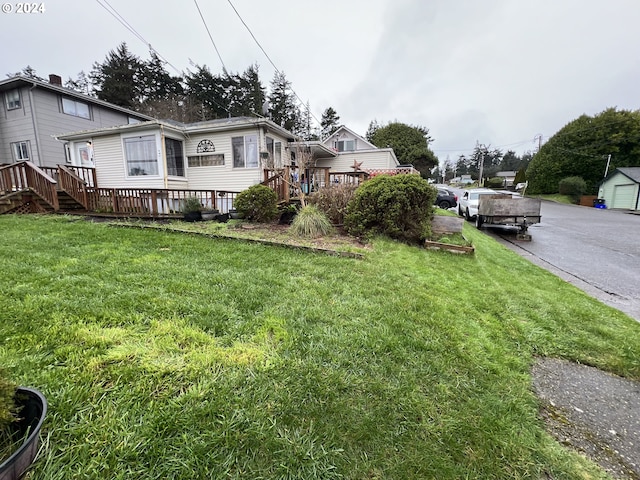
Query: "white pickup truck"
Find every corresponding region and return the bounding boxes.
[457,188,497,220]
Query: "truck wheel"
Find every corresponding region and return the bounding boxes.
[458,206,463,216]
[476,215,484,229]
[465,209,471,220]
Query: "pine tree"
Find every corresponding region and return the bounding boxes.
[268,71,299,134]
[65,71,92,95]
[320,107,340,137]
[90,43,143,109]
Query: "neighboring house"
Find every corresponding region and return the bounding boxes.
[0,75,151,168]
[56,117,296,193]
[495,171,518,187]
[598,167,640,211]
[293,125,400,173]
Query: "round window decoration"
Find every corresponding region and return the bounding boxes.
[197,139,215,153]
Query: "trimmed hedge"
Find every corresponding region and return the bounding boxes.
[234,184,279,223]
[344,174,436,244]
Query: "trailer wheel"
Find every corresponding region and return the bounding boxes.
[476,215,484,229]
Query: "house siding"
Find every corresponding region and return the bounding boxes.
[316,149,398,172]
[599,171,640,211]
[0,86,39,164]
[0,80,148,168]
[186,128,291,192]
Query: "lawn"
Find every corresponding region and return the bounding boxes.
[1,214,639,479]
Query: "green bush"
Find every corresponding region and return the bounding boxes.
[558,176,587,203]
[182,196,202,213]
[234,184,279,223]
[309,184,358,225]
[485,177,504,189]
[290,205,333,238]
[344,174,436,244]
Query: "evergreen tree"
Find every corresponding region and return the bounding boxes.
[240,64,266,117]
[184,64,229,120]
[139,51,183,103]
[8,66,43,80]
[65,71,92,95]
[365,119,381,142]
[268,71,299,133]
[90,42,144,109]
[527,108,640,194]
[320,107,340,137]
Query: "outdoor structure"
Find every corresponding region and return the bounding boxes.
[315,125,401,174]
[2,114,417,217]
[495,171,518,187]
[0,75,151,168]
[597,167,640,211]
[56,117,296,193]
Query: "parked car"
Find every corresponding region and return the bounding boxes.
[457,188,497,219]
[435,188,457,209]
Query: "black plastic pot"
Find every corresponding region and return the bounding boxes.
[183,211,202,222]
[0,387,47,480]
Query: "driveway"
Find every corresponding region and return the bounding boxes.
[482,201,640,322]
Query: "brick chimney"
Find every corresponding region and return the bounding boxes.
[48,74,62,86]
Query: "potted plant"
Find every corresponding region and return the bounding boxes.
[200,206,220,221]
[1,370,47,480]
[182,196,203,222]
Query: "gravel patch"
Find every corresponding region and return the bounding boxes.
[532,357,640,479]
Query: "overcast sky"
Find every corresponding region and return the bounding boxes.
[2,0,639,164]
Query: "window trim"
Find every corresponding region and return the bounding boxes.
[61,96,91,120]
[11,141,30,161]
[232,134,259,169]
[164,136,185,177]
[122,133,161,178]
[5,89,21,110]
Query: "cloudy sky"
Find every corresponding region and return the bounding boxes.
[2,0,639,164]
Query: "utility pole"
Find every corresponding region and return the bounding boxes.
[477,142,485,187]
[604,154,612,178]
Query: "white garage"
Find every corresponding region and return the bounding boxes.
[598,167,640,211]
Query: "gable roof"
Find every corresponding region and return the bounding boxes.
[614,167,640,183]
[322,125,377,150]
[0,75,153,121]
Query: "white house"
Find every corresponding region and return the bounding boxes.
[56,121,407,194]
[597,167,640,211]
[56,117,296,193]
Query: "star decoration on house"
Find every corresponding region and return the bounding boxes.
[350,159,363,171]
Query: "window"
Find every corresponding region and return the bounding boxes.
[232,134,258,168]
[165,137,185,177]
[5,89,21,110]
[337,139,356,152]
[11,141,30,161]
[266,137,282,167]
[188,154,224,167]
[124,135,158,176]
[61,97,91,119]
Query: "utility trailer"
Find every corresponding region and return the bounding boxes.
[475,194,541,240]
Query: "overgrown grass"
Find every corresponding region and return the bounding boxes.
[1,215,639,479]
[532,193,575,204]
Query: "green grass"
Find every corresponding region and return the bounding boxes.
[532,193,575,204]
[1,214,639,479]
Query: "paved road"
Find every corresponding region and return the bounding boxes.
[482,201,640,322]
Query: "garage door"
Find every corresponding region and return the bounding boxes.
[611,184,636,209]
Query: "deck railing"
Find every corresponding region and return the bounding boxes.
[58,165,89,208]
[0,161,59,210]
[87,188,239,217]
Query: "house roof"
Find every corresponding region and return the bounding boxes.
[322,125,377,150]
[0,75,153,121]
[613,167,640,183]
[55,116,297,142]
[288,141,338,159]
[496,171,518,177]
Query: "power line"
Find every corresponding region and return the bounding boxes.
[193,0,227,73]
[95,0,182,76]
[225,0,323,129]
